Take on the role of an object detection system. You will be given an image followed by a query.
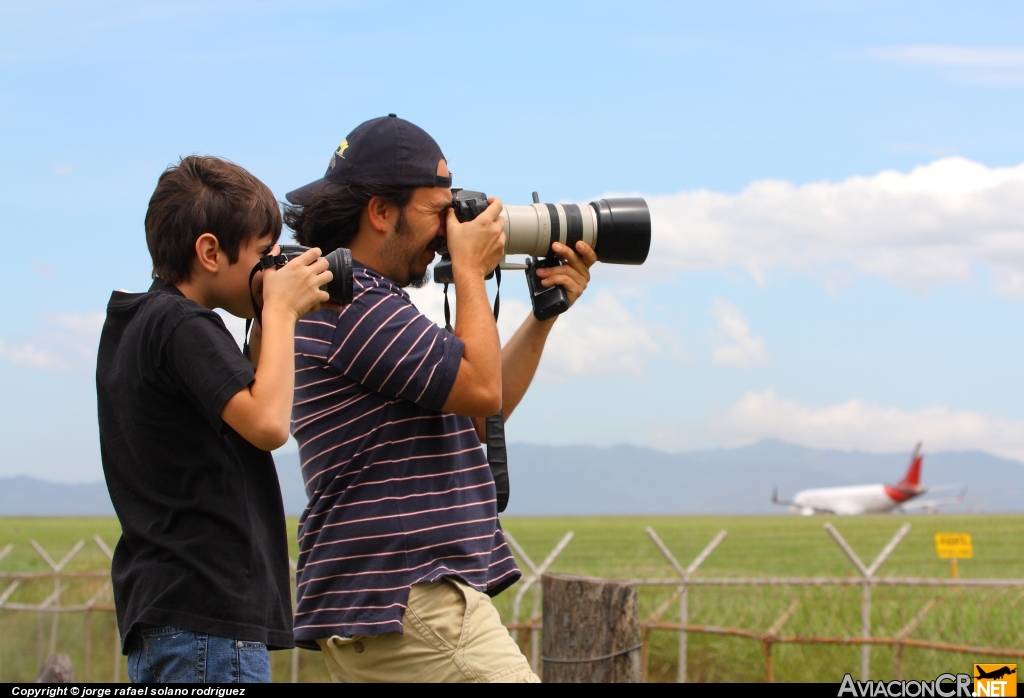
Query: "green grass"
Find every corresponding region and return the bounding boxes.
[2,515,1022,682]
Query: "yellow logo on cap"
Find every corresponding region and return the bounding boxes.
[329,139,349,169]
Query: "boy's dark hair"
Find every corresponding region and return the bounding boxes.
[284,183,415,254]
[145,156,282,284]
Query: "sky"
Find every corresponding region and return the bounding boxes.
[3,1,1024,482]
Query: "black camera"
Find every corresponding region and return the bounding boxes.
[248,245,354,325]
[436,189,650,320]
[273,245,354,306]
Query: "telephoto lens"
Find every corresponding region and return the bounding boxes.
[437,190,651,320]
[277,245,354,306]
[497,194,651,264]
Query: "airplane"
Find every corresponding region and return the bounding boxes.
[771,443,966,515]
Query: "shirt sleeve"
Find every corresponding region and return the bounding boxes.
[164,311,256,432]
[327,284,464,412]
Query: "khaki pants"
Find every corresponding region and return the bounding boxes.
[317,578,539,683]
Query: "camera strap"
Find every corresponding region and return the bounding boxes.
[442,266,501,328]
[442,266,509,512]
[243,254,287,359]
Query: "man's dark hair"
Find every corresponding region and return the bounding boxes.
[284,183,415,254]
[145,155,282,284]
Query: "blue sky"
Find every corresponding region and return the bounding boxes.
[3,1,1024,481]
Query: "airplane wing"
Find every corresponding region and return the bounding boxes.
[898,488,967,511]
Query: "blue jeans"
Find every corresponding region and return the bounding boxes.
[127,626,271,683]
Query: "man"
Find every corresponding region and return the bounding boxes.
[283,114,596,682]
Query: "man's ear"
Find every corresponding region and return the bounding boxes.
[365,196,395,234]
[194,233,222,274]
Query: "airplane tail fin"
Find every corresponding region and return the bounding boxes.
[771,487,795,507]
[899,442,923,488]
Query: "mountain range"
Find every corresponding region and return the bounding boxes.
[1,440,1020,516]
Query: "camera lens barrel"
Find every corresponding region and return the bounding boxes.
[502,198,650,264]
[277,245,353,306]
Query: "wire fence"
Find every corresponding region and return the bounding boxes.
[0,537,310,683]
[501,522,1024,682]
[2,522,1023,682]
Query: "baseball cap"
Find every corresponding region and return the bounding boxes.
[285,114,452,205]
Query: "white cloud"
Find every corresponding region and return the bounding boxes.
[645,157,1024,298]
[215,310,249,351]
[407,283,662,381]
[716,389,1024,463]
[868,45,1024,68]
[867,45,1024,84]
[711,299,766,368]
[511,293,661,381]
[406,282,449,330]
[0,311,105,372]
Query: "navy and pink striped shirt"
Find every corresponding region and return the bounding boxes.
[290,263,520,646]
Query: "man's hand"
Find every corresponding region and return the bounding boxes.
[532,240,598,308]
[440,198,505,418]
[445,197,506,280]
[262,247,332,323]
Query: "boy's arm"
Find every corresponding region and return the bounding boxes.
[222,249,330,451]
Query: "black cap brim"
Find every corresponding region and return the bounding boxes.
[285,178,340,206]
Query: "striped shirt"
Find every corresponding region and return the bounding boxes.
[290,264,520,646]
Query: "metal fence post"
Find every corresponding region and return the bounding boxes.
[825,522,911,681]
[646,527,726,683]
[30,539,85,658]
[0,545,10,681]
[289,557,299,683]
[894,599,936,680]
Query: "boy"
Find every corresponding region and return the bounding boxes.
[96,155,330,683]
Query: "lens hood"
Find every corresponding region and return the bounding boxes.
[590,198,651,265]
[323,247,353,306]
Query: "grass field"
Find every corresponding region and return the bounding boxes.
[1,514,1022,682]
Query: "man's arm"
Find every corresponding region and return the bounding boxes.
[221,249,330,450]
[441,199,508,418]
[498,240,598,421]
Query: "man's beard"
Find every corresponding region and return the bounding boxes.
[407,270,431,289]
[381,208,435,288]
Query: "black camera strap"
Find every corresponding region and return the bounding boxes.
[442,266,509,512]
[244,254,288,360]
[442,266,500,329]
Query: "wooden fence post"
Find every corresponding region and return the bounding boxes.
[541,574,642,683]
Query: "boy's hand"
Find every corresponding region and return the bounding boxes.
[261,247,332,322]
[445,197,506,280]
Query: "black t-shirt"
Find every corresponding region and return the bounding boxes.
[96,278,293,651]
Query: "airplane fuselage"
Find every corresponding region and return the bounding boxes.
[791,484,919,515]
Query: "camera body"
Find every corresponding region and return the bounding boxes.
[264,245,354,306]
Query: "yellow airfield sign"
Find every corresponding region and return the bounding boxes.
[934,533,973,559]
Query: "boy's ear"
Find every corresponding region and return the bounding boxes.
[194,233,223,274]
